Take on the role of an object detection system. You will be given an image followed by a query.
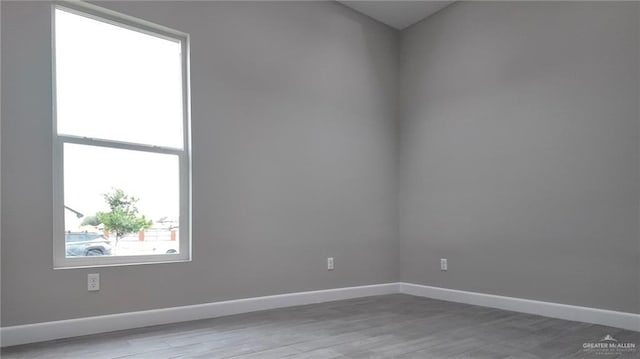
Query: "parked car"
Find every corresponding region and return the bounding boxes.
[65,231,112,257]
[152,241,178,254]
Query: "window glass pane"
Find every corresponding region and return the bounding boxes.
[55,9,184,148]
[64,143,180,257]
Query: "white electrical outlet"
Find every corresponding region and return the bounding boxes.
[327,257,334,271]
[88,273,100,291]
[440,258,448,271]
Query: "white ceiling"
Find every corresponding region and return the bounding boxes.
[338,1,454,30]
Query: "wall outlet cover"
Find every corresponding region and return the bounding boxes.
[88,273,100,291]
[440,259,447,271]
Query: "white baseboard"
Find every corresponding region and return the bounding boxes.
[399,282,640,332]
[0,283,399,347]
[3,282,638,347]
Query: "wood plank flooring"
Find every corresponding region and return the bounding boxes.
[2,294,639,358]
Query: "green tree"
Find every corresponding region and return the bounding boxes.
[80,215,101,227]
[96,188,152,245]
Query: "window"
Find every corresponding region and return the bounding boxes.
[52,3,191,268]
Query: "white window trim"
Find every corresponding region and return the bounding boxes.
[52,1,192,269]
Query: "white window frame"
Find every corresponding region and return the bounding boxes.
[52,1,192,269]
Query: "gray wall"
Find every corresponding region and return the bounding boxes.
[1,1,399,326]
[398,1,640,313]
[3,0,639,328]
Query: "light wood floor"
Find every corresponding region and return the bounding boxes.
[2,294,638,358]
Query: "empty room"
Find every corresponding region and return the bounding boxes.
[1,0,639,358]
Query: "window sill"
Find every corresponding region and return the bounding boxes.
[53,257,191,270]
